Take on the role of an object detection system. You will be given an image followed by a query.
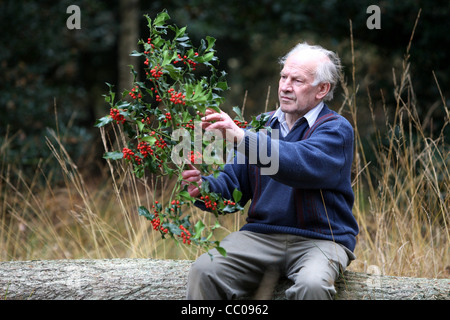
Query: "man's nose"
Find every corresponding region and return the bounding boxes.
[280,80,292,92]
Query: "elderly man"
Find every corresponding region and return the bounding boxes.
[182,42,359,300]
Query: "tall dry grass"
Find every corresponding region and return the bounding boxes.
[0,124,240,261]
[1,26,449,278]
[343,17,449,278]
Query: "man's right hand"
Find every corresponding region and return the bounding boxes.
[181,164,202,198]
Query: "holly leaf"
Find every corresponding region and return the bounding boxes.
[153,11,170,27]
[138,206,153,220]
[130,50,144,57]
[193,220,206,239]
[167,223,181,236]
[201,179,210,193]
[141,135,157,145]
[232,188,242,203]
[212,220,221,230]
[232,106,243,119]
[179,190,195,202]
[94,116,113,128]
[205,36,216,51]
[215,246,227,257]
[215,81,228,91]
[103,151,123,160]
[221,205,236,214]
[176,36,190,42]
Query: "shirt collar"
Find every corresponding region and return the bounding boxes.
[273,101,324,130]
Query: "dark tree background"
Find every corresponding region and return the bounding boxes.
[1,0,449,178]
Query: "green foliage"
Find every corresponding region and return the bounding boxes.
[96,11,256,255]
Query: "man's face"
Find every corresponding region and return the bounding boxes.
[278,54,328,119]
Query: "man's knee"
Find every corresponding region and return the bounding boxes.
[188,254,217,285]
[187,253,229,299]
[286,268,337,300]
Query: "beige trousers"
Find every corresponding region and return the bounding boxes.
[186,230,355,300]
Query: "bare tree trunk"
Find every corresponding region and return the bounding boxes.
[118,0,139,93]
[0,259,448,300]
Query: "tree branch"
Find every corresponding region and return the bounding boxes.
[0,259,448,300]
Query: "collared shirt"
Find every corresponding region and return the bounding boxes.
[272,101,324,137]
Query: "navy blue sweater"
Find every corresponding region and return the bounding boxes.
[197,105,359,251]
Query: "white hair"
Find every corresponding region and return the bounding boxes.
[279,42,342,101]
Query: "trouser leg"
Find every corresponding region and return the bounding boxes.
[285,237,354,300]
[187,231,356,300]
[186,231,284,300]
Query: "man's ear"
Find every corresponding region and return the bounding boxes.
[316,82,331,100]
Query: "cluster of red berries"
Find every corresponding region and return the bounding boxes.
[129,86,142,100]
[233,119,248,128]
[123,147,142,165]
[152,132,168,149]
[150,214,161,230]
[171,199,181,207]
[149,87,163,102]
[182,119,195,130]
[199,195,217,211]
[189,150,202,164]
[147,38,155,49]
[223,200,236,206]
[179,225,191,245]
[174,53,199,70]
[168,88,186,105]
[143,38,155,67]
[141,116,152,125]
[163,112,172,123]
[168,199,182,213]
[150,201,168,234]
[110,108,125,124]
[122,135,167,167]
[137,141,154,158]
[148,65,164,80]
[149,199,192,244]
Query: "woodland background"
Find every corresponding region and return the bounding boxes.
[1,0,449,173]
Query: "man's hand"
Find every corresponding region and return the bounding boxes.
[181,164,202,198]
[200,109,245,144]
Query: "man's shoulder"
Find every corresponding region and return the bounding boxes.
[321,104,353,128]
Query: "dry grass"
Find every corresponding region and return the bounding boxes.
[1,27,449,278]
[0,125,241,262]
[344,17,449,278]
